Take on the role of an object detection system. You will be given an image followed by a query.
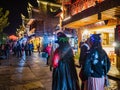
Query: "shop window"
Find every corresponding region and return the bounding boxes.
[102,33,109,45]
[109,33,114,45]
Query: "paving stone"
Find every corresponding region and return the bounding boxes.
[23,81,45,90]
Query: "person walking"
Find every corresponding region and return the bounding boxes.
[16,41,22,58]
[37,43,41,54]
[21,42,26,60]
[4,42,10,59]
[24,41,29,56]
[45,42,52,65]
[52,32,80,90]
[79,38,91,90]
[82,34,111,90]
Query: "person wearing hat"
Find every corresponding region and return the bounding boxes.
[82,34,111,90]
[52,32,80,90]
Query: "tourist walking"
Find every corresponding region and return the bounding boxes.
[37,43,41,54]
[45,42,52,65]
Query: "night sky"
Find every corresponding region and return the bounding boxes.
[0,0,38,35]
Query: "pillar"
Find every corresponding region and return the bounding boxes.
[77,28,82,54]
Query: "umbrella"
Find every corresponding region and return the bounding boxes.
[9,35,18,41]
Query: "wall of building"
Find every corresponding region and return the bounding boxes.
[77,26,117,67]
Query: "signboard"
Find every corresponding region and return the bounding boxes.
[115,25,120,56]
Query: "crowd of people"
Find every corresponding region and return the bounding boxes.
[50,32,111,90]
[79,34,111,90]
[0,32,111,90]
[0,40,34,60]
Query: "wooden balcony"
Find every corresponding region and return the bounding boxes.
[62,0,120,29]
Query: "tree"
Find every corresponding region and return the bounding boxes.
[0,8,9,32]
[0,8,9,44]
[0,0,39,35]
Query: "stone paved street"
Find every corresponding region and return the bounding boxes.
[0,52,52,90]
[0,52,119,90]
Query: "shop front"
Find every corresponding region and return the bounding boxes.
[62,0,120,68]
[29,36,42,52]
[78,24,116,66]
[63,28,78,55]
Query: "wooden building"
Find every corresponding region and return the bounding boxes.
[62,0,120,68]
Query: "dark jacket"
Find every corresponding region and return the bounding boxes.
[52,46,80,90]
[79,43,90,66]
[83,49,111,78]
